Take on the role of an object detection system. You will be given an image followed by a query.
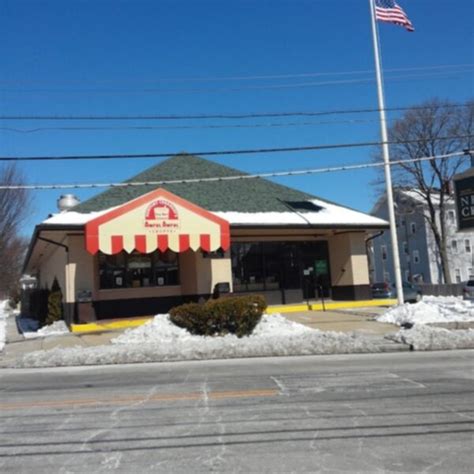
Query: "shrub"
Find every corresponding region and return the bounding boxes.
[46,277,63,326]
[168,302,206,334]
[169,294,267,338]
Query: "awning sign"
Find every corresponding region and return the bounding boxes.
[85,188,230,255]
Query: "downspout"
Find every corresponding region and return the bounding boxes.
[365,231,384,284]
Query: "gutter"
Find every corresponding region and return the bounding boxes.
[22,223,83,273]
[230,223,390,230]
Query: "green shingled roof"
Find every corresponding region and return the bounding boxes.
[73,154,321,214]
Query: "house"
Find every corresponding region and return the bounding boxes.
[23,154,388,324]
[371,188,474,284]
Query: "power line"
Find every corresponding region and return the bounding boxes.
[0,134,472,162]
[1,63,472,85]
[1,70,471,94]
[0,118,386,134]
[1,151,468,190]
[0,103,469,121]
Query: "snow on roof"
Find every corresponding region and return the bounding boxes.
[41,208,116,225]
[41,199,387,228]
[215,199,388,226]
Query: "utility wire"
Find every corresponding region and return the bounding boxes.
[0,134,472,162]
[1,70,471,94]
[1,63,472,84]
[0,103,468,121]
[0,118,386,134]
[1,151,469,190]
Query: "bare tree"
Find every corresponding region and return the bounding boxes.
[376,99,474,283]
[0,164,30,296]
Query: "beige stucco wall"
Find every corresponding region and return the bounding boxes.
[38,243,67,292]
[328,232,369,286]
[210,255,233,292]
[65,235,95,303]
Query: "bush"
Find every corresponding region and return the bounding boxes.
[169,295,266,338]
[46,277,63,326]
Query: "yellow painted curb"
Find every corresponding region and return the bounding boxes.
[71,317,153,334]
[266,299,397,314]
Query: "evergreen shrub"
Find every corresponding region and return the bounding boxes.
[46,277,63,326]
[169,295,266,338]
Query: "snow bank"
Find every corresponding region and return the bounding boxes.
[112,313,312,345]
[377,296,474,326]
[390,326,474,351]
[23,321,70,339]
[15,314,383,368]
[0,300,8,352]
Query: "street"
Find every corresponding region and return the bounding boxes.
[0,351,473,473]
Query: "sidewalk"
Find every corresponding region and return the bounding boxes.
[1,316,120,367]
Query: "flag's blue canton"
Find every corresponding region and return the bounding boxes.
[375,0,414,32]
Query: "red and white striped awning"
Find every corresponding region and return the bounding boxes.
[85,188,230,255]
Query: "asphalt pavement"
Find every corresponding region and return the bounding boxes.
[1,350,473,473]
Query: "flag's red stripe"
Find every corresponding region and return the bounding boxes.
[375,4,413,31]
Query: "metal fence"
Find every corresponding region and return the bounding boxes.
[419,283,464,297]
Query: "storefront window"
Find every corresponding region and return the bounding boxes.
[231,241,330,293]
[99,250,179,289]
[231,243,264,292]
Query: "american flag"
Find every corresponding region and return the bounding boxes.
[375,0,414,32]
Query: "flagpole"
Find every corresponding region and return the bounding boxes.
[369,0,404,305]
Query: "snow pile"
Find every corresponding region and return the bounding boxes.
[113,313,312,345]
[23,320,70,339]
[16,314,383,368]
[377,296,474,326]
[0,300,8,352]
[390,326,474,351]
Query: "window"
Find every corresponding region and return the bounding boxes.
[451,240,458,253]
[410,222,416,234]
[384,272,390,282]
[448,210,455,224]
[465,239,472,253]
[413,250,420,264]
[381,245,387,260]
[99,250,179,289]
[455,269,461,283]
[231,241,330,293]
[403,241,408,255]
[404,270,410,282]
[468,268,474,280]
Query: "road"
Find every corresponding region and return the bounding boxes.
[0,351,473,473]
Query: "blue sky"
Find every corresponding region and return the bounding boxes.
[1,0,473,237]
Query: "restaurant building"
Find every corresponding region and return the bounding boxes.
[23,154,388,324]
